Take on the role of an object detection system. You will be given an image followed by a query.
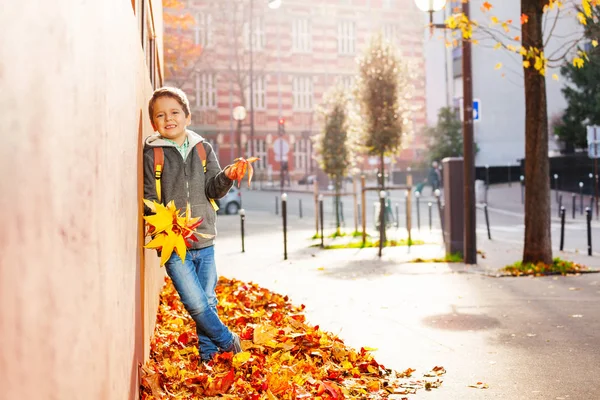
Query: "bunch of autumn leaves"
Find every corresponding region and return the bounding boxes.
[140,277,446,399]
[144,157,258,266]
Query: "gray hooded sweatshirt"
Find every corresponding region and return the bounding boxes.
[143,130,233,249]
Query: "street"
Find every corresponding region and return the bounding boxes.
[213,187,600,400]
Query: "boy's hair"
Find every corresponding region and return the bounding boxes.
[148,86,191,119]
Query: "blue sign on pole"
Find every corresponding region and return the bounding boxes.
[473,99,480,122]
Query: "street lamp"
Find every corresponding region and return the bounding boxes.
[414,0,477,264]
[232,106,246,158]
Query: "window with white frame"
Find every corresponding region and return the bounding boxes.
[244,16,266,51]
[292,18,311,52]
[338,20,356,55]
[246,139,267,169]
[338,75,354,90]
[382,24,399,44]
[292,76,313,110]
[195,73,217,108]
[245,76,266,109]
[294,138,311,171]
[194,12,213,47]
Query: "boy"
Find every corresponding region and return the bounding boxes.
[143,86,241,362]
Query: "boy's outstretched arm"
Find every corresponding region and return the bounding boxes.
[143,149,159,215]
[204,142,234,200]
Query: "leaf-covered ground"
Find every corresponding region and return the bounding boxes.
[140,277,446,399]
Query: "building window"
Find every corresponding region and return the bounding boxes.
[293,76,313,111]
[382,24,399,44]
[194,12,213,47]
[246,139,267,169]
[338,21,356,55]
[246,76,266,109]
[338,75,354,90]
[196,73,217,108]
[292,18,312,52]
[244,16,266,51]
[294,138,311,171]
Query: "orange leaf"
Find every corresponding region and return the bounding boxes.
[481,1,492,11]
[520,13,529,24]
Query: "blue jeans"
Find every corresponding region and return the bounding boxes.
[164,246,234,361]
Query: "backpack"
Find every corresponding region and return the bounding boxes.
[153,142,219,211]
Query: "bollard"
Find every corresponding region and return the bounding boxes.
[572,194,576,219]
[435,189,444,233]
[282,194,288,260]
[520,175,525,204]
[428,202,433,232]
[559,207,565,251]
[485,165,490,203]
[240,208,246,253]
[340,200,345,225]
[275,196,279,215]
[395,202,400,228]
[553,174,559,203]
[558,195,563,219]
[319,195,324,248]
[590,196,594,218]
[415,192,421,231]
[586,207,592,256]
[405,199,412,248]
[579,182,584,214]
[484,204,491,240]
[299,198,303,219]
[379,190,386,258]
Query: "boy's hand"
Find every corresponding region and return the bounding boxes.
[223,165,235,180]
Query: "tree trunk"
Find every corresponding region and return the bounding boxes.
[335,176,341,234]
[379,152,386,244]
[521,0,552,264]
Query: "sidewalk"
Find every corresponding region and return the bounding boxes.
[215,220,600,399]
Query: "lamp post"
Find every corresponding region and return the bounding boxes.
[414,0,476,264]
[232,106,246,158]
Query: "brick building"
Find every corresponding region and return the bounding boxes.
[169,0,427,183]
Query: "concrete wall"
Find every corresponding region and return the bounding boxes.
[0,1,164,399]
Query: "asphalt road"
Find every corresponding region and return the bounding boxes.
[222,185,599,256]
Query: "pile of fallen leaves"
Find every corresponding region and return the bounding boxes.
[140,277,446,399]
[502,257,588,277]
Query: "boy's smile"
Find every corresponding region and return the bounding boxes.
[151,96,191,145]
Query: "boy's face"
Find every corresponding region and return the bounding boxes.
[151,96,191,143]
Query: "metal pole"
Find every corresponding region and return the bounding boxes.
[249,0,255,158]
[586,207,592,256]
[353,178,358,233]
[299,198,303,219]
[416,193,421,231]
[405,197,412,247]
[558,195,562,219]
[553,174,559,203]
[559,207,565,251]
[579,182,584,214]
[314,180,319,236]
[572,194,576,219]
[395,203,399,228]
[282,194,288,260]
[428,202,432,232]
[462,0,476,264]
[361,175,366,244]
[520,175,524,204]
[484,204,491,240]
[379,190,385,258]
[275,196,278,215]
[319,195,324,248]
[240,208,246,253]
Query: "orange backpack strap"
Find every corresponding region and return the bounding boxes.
[153,147,164,203]
[195,142,207,173]
[196,142,219,211]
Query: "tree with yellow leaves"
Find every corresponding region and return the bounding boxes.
[446,0,599,265]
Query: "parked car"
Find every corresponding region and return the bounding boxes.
[216,186,241,215]
[298,174,316,185]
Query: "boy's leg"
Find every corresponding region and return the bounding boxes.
[164,250,236,360]
[193,246,220,360]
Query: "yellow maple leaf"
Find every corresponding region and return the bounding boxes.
[523,60,531,68]
[577,12,587,25]
[495,62,503,69]
[493,42,502,50]
[592,40,598,47]
[552,74,559,81]
[490,16,499,24]
[573,57,585,68]
[232,351,252,368]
